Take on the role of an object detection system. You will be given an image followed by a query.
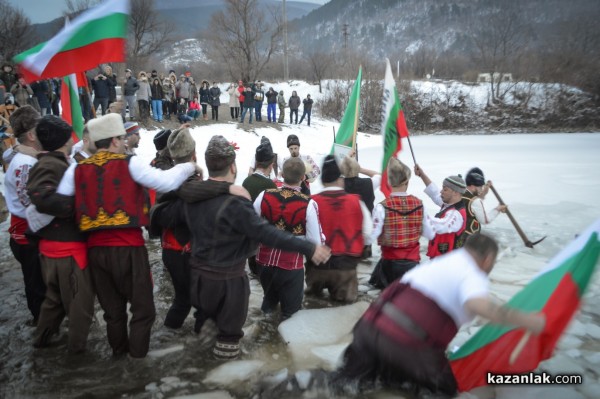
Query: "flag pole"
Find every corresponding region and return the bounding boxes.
[406,135,417,164]
[332,126,336,143]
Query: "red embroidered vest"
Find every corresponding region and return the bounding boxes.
[461,191,480,235]
[426,202,467,259]
[378,195,423,262]
[312,190,363,257]
[74,151,150,232]
[257,187,310,270]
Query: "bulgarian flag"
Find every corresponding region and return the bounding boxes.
[331,67,362,153]
[12,0,129,82]
[449,219,600,392]
[380,58,410,197]
[61,74,85,142]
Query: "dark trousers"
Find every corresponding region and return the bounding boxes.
[278,107,285,123]
[93,96,109,115]
[369,258,419,289]
[190,271,250,344]
[88,246,156,358]
[211,105,219,120]
[290,109,298,124]
[201,103,208,116]
[256,264,304,320]
[34,255,95,353]
[137,100,150,121]
[305,256,360,302]
[254,102,263,121]
[299,109,311,125]
[10,238,46,320]
[162,249,194,329]
[230,106,239,119]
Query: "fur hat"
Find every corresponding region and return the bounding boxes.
[466,167,485,186]
[88,113,126,143]
[287,134,300,148]
[205,135,236,172]
[167,128,195,159]
[153,129,172,151]
[124,122,140,136]
[321,154,342,183]
[255,140,274,163]
[9,105,40,138]
[35,115,72,151]
[443,175,467,194]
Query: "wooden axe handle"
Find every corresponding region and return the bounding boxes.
[489,185,533,247]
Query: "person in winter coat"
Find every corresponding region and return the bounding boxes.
[30,80,52,116]
[91,73,111,116]
[277,90,286,123]
[137,71,152,122]
[11,76,34,108]
[240,85,255,123]
[298,94,313,126]
[227,83,240,119]
[237,80,245,106]
[104,65,118,106]
[265,87,278,123]
[175,75,190,105]
[209,82,221,121]
[288,91,301,124]
[1,64,18,97]
[187,99,201,120]
[162,78,175,120]
[188,77,198,103]
[151,78,164,122]
[177,98,193,123]
[252,81,265,122]
[121,69,139,120]
[199,80,211,121]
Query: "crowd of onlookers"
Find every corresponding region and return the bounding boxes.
[1,63,316,128]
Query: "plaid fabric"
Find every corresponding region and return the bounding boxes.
[378,195,423,248]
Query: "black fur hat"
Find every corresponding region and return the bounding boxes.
[153,129,172,151]
[321,154,341,183]
[466,167,485,186]
[36,115,72,151]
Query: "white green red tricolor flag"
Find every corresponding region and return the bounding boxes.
[331,67,362,153]
[61,74,85,142]
[449,219,600,392]
[380,58,410,197]
[13,0,129,82]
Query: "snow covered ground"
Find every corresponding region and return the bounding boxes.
[1,84,599,397]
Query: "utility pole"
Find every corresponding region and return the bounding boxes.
[342,23,349,51]
[283,0,289,81]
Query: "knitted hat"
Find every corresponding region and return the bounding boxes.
[443,175,467,194]
[124,122,140,136]
[153,129,172,151]
[321,154,342,183]
[255,141,274,163]
[88,113,126,143]
[167,128,195,159]
[287,134,300,148]
[205,135,236,172]
[35,115,72,151]
[9,105,40,138]
[466,167,485,187]
[125,68,132,73]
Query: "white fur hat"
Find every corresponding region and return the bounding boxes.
[88,113,126,143]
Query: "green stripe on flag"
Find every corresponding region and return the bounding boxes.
[331,67,362,153]
[60,13,128,51]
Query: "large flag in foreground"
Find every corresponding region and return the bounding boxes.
[449,219,600,392]
[331,67,362,154]
[61,74,85,142]
[13,0,129,82]
[380,58,410,197]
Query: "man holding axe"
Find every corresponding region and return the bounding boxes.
[462,167,507,236]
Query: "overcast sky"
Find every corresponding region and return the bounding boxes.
[6,0,329,24]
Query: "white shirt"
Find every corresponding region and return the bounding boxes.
[318,186,373,245]
[423,182,465,235]
[57,152,196,196]
[466,189,501,225]
[253,184,324,245]
[4,152,37,218]
[371,191,435,243]
[281,153,321,181]
[401,248,489,326]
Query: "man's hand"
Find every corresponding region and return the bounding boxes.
[496,205,508,213]
[228,184,251,201]
[179,122,191,129]
[414,164,424,177]
[311,245,331,265]
[524,313,546,334]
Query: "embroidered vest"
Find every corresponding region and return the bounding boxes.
[257,187,310,269]
[312,190,363,257]
[378,195,423,262]
[461,190,481,235]
[426,201,467,259]
[74,152,150,232]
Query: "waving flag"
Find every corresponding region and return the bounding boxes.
[13,0,129,82]
[331,67,362,154]
[380,58,410,197]
[449,219,600,392]
[61,74,85,142]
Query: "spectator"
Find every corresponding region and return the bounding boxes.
[252,81,265,122]
[188,77,198,103]
[162,78,175,120]
[121,69,139,121]
[151,78,164,122]
[227,82,240,120]
[288,90,300,124]
[265,87,278,123]
[175,75,190,105]
[209,82,221,121]
[187,99,201,120]
[177,98,192,123]
[240,85,255,124]
[199,80,210,121]
[137,71,152,123]
[298,94,313,126]
[104,65,118,106]
[277,90,286,123]
[91,73,111,116]
[0,64,18,97]
[10,76,34,108]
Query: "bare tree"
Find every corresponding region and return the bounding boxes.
[308,51,333,93]
[0,0,35,64]
[468,1,530,103]
[64,0,100,18]
[205,0,283,83]
[128,0,175,71]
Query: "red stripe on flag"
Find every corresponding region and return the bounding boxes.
[450,274,581,392]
